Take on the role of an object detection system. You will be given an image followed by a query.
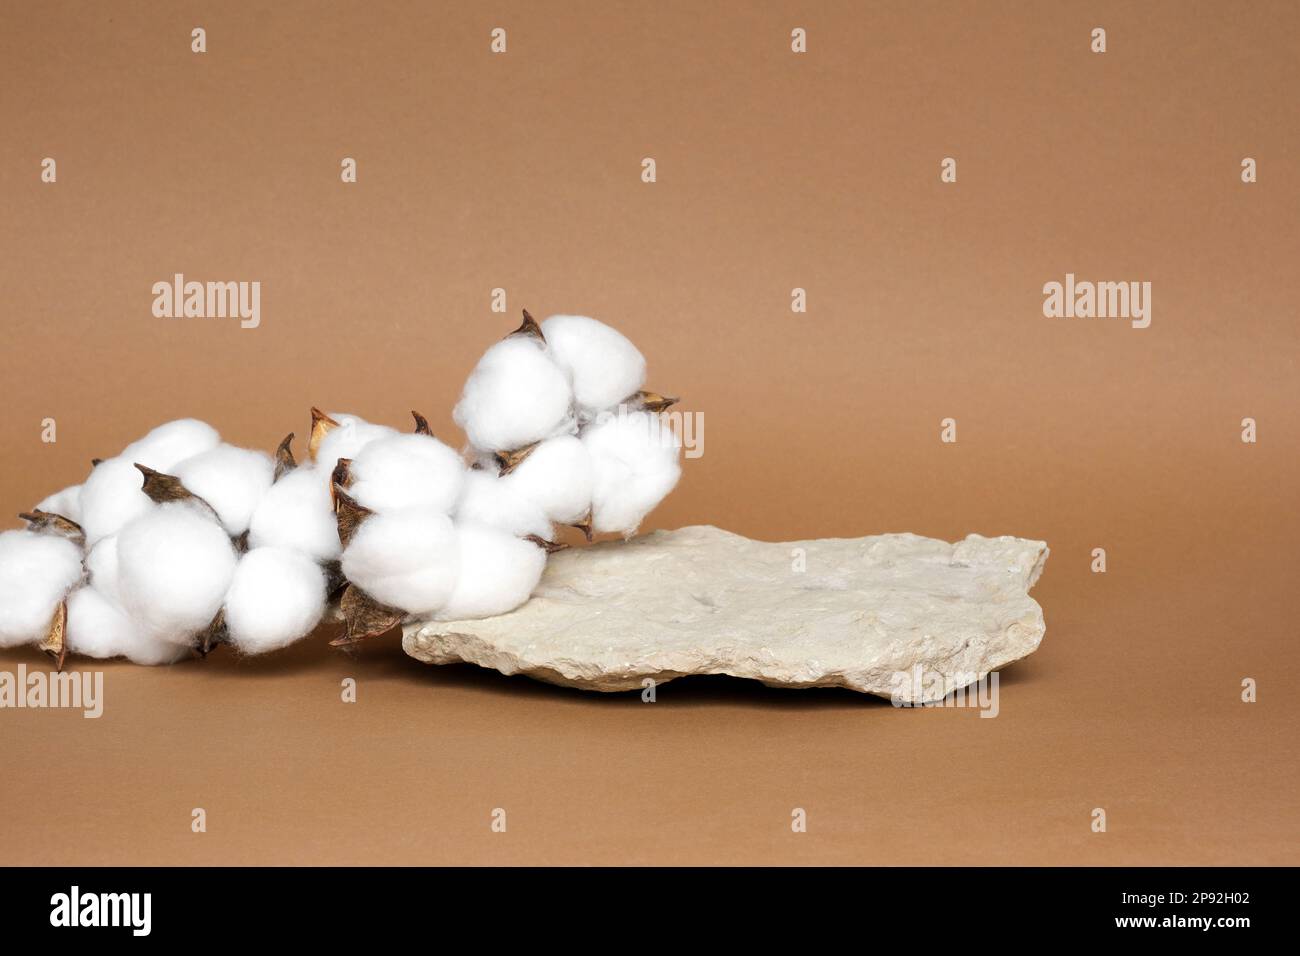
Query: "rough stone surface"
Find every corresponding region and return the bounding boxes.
[403,525,1049,700]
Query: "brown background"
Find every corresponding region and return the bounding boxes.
[1,1,1296,865]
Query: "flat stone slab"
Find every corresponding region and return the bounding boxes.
[402,525,1049,700]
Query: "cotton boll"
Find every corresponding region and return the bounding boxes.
[173,444,275,535]
[540,314,646,416]
[79,457,155,546]
[582,410,682,535]
[455,469,553,540]
[348,433,466,514]
[116,504,238,645]
[85,534,123,605]
[247,466,340,562]
[340,508,459,614]
[65,587,129,659]
[36,484,83,523]
[452,336,574,452]
[501,434,593,525]
[315,413,397,471]
[120,418,221,471]
[434,522,546,621]
[66,586,188,665]
[224,547,327,655]
[0,530,84,648]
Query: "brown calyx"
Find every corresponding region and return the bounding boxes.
[524,534,569,554]
[333,484,371,548]
[568,510,594,542]
[195,608,230,658]
[134,464,219,521]
[18,510,85,546]
[38,600,68,671]
[308,407,340,461]
[330,585,404,646]
[628,390,680,413]
[508,308,545,342]
[274,433,297,480]
[494,441,539,476]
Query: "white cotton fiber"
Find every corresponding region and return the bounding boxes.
[78,456,155,546]
[540,314,646,415]
[223,547,327,654]
[66,586,188,666]
[452,336,574,452]
[501,434,593,525]
[340,508,459,614]
[0,530,84,648]
[85,534,122,605]
[120,418,221,471]
[582,410,682,535]
[173,444,275,535]
[434,522,546,621]
[348,433,466,514]
[35,483,83,523]
[116,504,238,645]
[315,412,397,471]
[247,466,340,562]
[454,469,553,540]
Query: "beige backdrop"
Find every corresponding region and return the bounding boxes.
[0,1,1296,865]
